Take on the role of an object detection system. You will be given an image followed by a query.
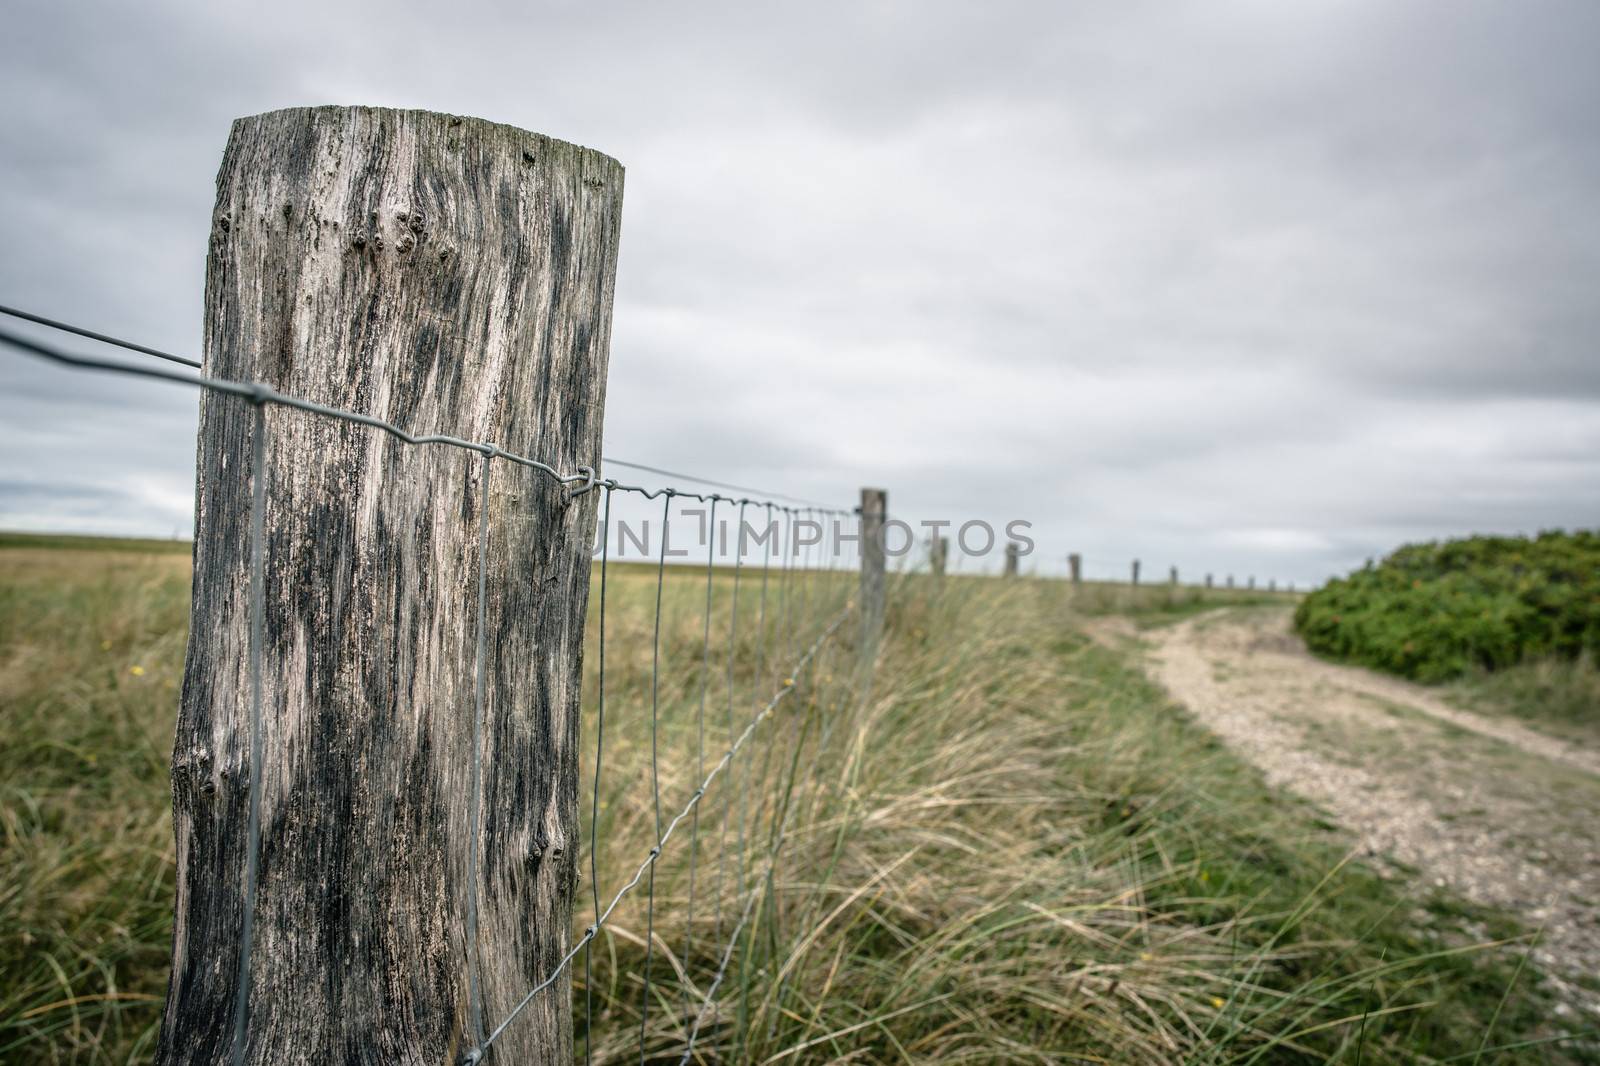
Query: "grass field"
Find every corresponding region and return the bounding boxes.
[1,533,1590,1063]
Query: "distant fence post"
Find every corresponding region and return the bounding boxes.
[1004,542,1020,577]
[1131,559,1141,586]
[930,534,948,577]
[1169,565,1178,586]
[1248,576,1256,590]
[859,488,887,662]
[1226,575,1235,589]
[1205,573,1214,589]
[158,106,622,1066]
[1068,553,1082,586]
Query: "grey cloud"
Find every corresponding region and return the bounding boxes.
[2,0,1598,588]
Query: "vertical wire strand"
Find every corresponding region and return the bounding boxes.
[762,509,793,817]
[716,500,747,1055]
[745,503,774,865]
[795,509,807,644]
[752,506,795,941]
[755,503,774,711]
[816,510,826,639]
[678,604,847,1065]
[814,511,826,640]
[782,508,796,668]
[675,605,832,1062]
[798,508,812,648]
[820,511,828,628]
[585,485,613,1066]
[684,497,717,1033]
[755,506,795,1037]
[230,399,268,1066]
[817,512,828,640]
[775,509,788,687]
[639,492,671,1062]
[760,663,807,1047]
[822,513,833,634]
[736,502,776,1056]
[465,450,493,1050]
[819,511,831,637]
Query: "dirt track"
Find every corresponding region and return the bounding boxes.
[1118,607,1600,1018]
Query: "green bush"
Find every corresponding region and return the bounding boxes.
[1294,530,1600,682]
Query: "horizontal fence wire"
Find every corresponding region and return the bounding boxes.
[2,302,864,1064]
[2,304,1299,585]
[599,458,842,511]
[0,324,594,488]
[0,302,204,368]
[0,306,854,516]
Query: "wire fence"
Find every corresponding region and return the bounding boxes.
[0,302,1301,1063]
[0,305,870,1064]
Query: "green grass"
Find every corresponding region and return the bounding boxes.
[1,538,1592,1063]
[1447,654,1600,746]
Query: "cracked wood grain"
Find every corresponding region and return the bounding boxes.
[157,106,623,1065]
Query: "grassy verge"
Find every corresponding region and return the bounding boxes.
[1446,655,1600,747]
[0,541,1589,1062]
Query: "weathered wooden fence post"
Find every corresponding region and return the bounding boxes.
[1004,541,1020,577]
[1169,565,1178,586]
[1131,559,1141,586]
[1068,553,1082,586]
[159,106,623,1066]
[930,534,948,577]
[859,488,887,661]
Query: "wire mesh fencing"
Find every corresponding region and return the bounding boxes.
[569,491,857,1064]
[0,306,869,1064]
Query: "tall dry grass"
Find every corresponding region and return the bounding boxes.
[574,570,1580,1063]
[0,542,1584,1063]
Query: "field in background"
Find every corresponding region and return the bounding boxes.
[1,534,1588,1063]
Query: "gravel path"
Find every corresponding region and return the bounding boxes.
[1126,607,1600,1019]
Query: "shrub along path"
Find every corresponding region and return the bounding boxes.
[1110,605,1600,1023]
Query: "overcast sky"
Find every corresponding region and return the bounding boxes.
[2,0,1597,584]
